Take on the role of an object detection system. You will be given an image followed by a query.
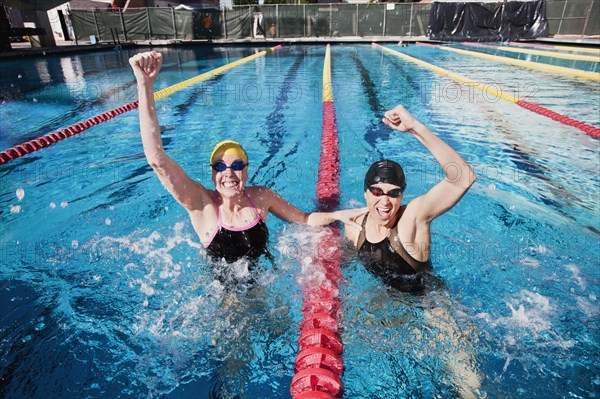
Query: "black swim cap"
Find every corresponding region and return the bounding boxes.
[364,160,406,191]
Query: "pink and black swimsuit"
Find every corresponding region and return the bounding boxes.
[205,191,269,263]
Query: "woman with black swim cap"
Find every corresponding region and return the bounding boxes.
[342,104,477,291]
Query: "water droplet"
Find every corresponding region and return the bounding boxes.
[60,201,68,208]
[71,240,79,249]
[10,205,22,214]
[15,188,24,201]
[17,74,22,79]
[32,98,38,102]
[49,202,56,208]
[105,218,111,225]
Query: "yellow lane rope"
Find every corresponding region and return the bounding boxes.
[463,42,600,63]
[373,43,520,102]
[153,45,283,100]
[418,43,600,82]
[509,42,600,54]
[322,44,334,103]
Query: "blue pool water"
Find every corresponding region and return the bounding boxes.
[0,44,598,398]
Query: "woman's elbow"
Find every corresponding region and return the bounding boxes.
[145,151,169,171]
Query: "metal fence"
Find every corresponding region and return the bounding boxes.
[69,1,598,43]
[546,0,599,36]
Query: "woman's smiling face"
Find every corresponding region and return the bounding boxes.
[212,152,248,198]
[364,183,404,225]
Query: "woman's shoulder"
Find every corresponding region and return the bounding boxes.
[246,185,283,201]
[245,185,273,199]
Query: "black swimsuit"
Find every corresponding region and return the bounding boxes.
[205,192,269,264]
[357,212,433,292]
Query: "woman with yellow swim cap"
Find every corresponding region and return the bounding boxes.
[130,51,364,265]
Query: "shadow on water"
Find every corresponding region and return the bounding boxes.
[351,51,387,160]
[249,53,305,186]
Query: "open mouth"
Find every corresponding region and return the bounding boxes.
[222,181,239,189]
[376,206,392,219]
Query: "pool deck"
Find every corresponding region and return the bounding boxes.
[1,35,598,59]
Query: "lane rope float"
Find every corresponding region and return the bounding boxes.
[461,42,600,63]
[508,41,600,54]
[290,44,344,399]
[0,45,283,165]
[372,43,600,139]
[416,42,600,82]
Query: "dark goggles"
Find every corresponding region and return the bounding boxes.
[368,186,403,198]
[211,160,248,172]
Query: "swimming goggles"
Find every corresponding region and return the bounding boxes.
[368,186,403,198]
[211,160,248,172]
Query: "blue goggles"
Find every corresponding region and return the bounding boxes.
[211,160,248,172]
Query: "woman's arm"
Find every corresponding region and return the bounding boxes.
[383,105,477,223]
[254,187,366,229]
[306,208,367,229]
[129,51,211,211]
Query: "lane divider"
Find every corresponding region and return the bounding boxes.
[371,43,599,139]
[416,42,599,82]
[291,44,344,399]
[461,42,600,63]
[0,45,283,165]
[508,41,600,54]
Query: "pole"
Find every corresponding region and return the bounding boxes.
[408,3,414,36]
[223,7,228,40]
[146,7,152,40]
[171,6,177,39]
[92,10,100,41]
[303,4,306,37]
[356,3,359,37]
[329,3,332,37]
[119,7,127,42]
[382,3,386,37]
[557,0,568,36]
[581,0,594,37]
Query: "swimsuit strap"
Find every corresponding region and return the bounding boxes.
[356,212,369,250]
[213,190,223,227]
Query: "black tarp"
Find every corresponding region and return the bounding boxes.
[429,0,548,42]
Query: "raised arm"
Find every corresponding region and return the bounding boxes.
[383,105,476,223]
[129,51,211,211]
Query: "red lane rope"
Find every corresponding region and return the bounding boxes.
[0,101,139,165]
[516,100,600,139]
[411,42,600,139]
[0,46,285,166]
[291,46,344,399]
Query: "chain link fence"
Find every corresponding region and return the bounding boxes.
[68,1,598,43]
[546,0,598,36]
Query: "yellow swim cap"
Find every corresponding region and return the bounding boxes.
[210,140,248,165]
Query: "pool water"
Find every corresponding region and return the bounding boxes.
[0,44,598,398]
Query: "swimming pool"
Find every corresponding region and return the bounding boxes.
[0,44,598,398]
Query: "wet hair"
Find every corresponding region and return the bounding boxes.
[364,160,406,191]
